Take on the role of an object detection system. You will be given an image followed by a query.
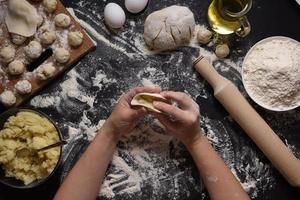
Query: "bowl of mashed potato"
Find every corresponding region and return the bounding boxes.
[0,108,63,189]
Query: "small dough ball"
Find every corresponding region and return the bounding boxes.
[54,48,70,64]
[43,0,57,13]
[8,60,25,75]
[0,46,15,63]
[25,41,43,59]
[0,91,16,107]
[15,80,32,94]
[215,44,230,59]
[68,31,83,48]
[54,13,71,28]
[40,31,56,46]
[11,34,27,45]
[37,15,44,27]
[197,26,213,44]
[36,63,56,80]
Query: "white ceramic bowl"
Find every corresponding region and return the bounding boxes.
[242,36,300,112]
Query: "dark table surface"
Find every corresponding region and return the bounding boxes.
[1,0,300,199]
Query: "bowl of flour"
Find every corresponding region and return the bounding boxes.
[242,36,300,111]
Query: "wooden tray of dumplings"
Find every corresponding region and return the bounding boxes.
[0,0,96,108]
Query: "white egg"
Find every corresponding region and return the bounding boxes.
[125,0,148,14]
[104,3,126,29]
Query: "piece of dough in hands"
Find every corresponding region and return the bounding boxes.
[131,93,170,113]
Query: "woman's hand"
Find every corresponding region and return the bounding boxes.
[153,91,203,147]
[102,87,161,140]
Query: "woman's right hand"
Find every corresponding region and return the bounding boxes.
[153,91,203,147]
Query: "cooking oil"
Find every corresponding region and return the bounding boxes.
[208,0,252,36]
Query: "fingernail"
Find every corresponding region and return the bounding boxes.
[153,101,159,107]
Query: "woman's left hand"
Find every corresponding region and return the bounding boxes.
[102,86,161,140]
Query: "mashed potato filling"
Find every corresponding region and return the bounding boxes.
[0,111,60,185]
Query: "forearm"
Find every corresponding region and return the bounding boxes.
[187,133,249,200]
[54,125,118,200]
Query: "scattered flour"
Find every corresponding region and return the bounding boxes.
[27,3,280,200]
[59,69,95,108]
[92,70,117,89]
[67,8,135,58]
[31,95,61,108]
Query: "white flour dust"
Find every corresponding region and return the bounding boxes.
[98,120,202,198]
[28,4,282,199]
[92,70,117,90]
[31,95,61,108]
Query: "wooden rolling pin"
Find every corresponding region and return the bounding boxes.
[193,56,300,187]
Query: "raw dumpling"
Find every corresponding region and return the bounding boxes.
[0,46,15,64]
[54,13,71,28]
[68,31,83,48]
[197,26,213,45]
[131,93,170,113]
[54,48,70,64]
[11,33,27,45]
[25,41,42,59]
[8,60,25,75]
[143,5,195,51]
[36,63,56,80]
[15,80,32,94]
[43,0,58,13]
[215,44,230,59]
[40,31,56,46]
[0,91,16,107]
[5,0,39,37]
[37,14,44,27]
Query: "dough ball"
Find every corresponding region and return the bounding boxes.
[54,48,70,64]
[54,13,71,28]
[37,15,44,27]
[11,33,27,45]
[197,26,213,44]
[25,41,42,59]
[40,31,56,46]
[15,80,32,94]
[36,63,56,80]
[0,46,15,64]
[215,44,230,59]
[0,91,16,107]
[68,31,83,48]
[8,60,25,75]
[143,5,195,51]
[43,0,58,13]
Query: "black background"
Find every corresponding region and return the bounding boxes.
[0,0,300,199]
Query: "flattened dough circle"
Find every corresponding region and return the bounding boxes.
[5,0,39,37]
